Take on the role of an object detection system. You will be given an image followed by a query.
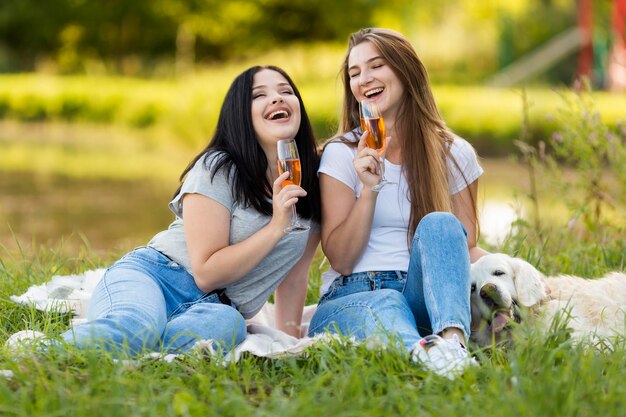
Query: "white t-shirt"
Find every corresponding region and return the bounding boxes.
[318,132,483,293]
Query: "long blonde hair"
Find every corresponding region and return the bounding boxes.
[338,28,477,240]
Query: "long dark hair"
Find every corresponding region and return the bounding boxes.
[177,65,321,222]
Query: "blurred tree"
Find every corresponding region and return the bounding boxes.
[1,0,612,84]
[0,0,382,75]
[249,0,372,43]
[495,0,578,84]
[0,0,177,73]
[0,0,70,70]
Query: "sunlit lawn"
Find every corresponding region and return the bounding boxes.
[0,120,534,254]
[2,119,624,255]
[0,119,625,417]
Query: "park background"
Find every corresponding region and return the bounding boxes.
[1,0,625,256]
[1,1,626,416]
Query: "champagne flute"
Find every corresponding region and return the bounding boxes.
[360,100,393,191]
[276,139,310,234]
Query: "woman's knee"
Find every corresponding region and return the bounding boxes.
[203,304,247,352]
[169,303,247,347]
[215,305,247,341]
[415,212,466,239]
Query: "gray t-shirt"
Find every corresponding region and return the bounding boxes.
[149,152,318,318]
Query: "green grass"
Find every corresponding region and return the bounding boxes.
[0,224,625,416]
[1,337,624,417]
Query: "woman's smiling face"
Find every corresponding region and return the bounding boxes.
[348,41,404,123]
[251,69,301,153]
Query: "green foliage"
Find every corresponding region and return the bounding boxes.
[0,0,382,74]
[2,73,626,155]
[511,82,626,243]
[1,136,625,417]
[0,0,609,85]
[545,85,626,229]
[496,219,625,277]
[490,83,626,277]
[496,0,576,81]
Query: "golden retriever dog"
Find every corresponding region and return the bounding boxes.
[469,253,626,347]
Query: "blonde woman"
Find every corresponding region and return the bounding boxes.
[307,28,488,378]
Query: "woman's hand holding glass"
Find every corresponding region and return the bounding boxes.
[353,131,388,190]
[270,172,307,235]
[359,100,393,191]
[275,139,310,234]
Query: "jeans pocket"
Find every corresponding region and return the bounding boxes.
[318,285,338,305]
[124,247,184,271]
[376,270,406,293]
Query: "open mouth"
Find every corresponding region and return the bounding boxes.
[486,299,522,334]
[267,110,290,120]
[364,87,383,98]
[487,308,513,333]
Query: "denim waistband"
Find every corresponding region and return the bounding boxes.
[336,270,406,286]
[127,246,231,306]
[128,246,179,265]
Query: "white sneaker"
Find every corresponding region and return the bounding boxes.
[411,334,477,379]
[5,330,47,349]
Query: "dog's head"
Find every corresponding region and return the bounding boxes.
[469,253,548,347]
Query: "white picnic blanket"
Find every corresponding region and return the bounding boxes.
[9,269,326,361]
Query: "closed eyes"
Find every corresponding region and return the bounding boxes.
[348,60,385,79]
[252,90,293,99]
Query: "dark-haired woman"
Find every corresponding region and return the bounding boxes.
[62,66,321,355]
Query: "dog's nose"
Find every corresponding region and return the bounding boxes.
[480,283,497,298]
[480,283,498,308]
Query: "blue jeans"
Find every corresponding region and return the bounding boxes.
[308,212,471,350]
[61,247,247,355]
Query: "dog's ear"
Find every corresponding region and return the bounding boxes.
[509,257,547,307]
